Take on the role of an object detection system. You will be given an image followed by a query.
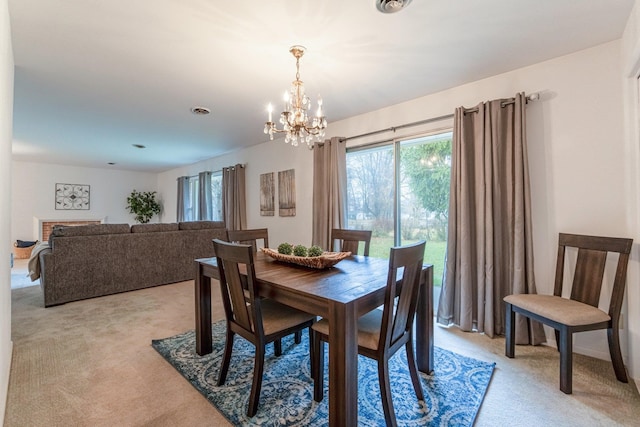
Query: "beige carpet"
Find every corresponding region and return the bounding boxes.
[5,281,640,426]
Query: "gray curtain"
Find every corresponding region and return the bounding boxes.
[312,137,347,250]
[222,164,246,230]
[437,93,545,345]
[198,171,213,221]
[176,176,189,222]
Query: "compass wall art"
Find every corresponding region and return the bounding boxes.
[55,183,90,210]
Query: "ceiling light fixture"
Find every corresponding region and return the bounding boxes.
[264,45,327,149]
[376,0,412,13]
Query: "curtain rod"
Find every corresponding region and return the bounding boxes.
[223,163,245,170]
[175,163,246,180]
[340,92,539,143]
[463,93,539,114]
[340,113,454,143]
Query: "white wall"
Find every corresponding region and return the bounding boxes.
[11,162,159,242]
[0,0,13,421]
[157,142,315,247]
[621,0,640,387]
[158,40,638,381]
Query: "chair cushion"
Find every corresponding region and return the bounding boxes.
[312,309,383,351]
[504,294,610,326]
[260,299,315,336]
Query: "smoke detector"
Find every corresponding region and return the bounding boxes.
[376,0,412,13]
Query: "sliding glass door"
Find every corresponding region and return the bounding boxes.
[346,131,452,286]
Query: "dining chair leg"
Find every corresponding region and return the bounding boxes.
[308,327,315,380]
[607,326,629,382]
[274,339,282,356]
[294,330,302,344]
[505,303,515,358]
[554,329,561,353]
[405,340,424,400]
[313,332,324,402]
[378,357,397,427]
[247,344,266,417]
[217,331,235,386]
[559,328,572,394]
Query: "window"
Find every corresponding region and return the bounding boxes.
[183,171,223,221]
[346,131,452,286]
[184,177,198,222]
[211,172,223,221]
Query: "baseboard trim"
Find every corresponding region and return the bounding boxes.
[0,340,12,425]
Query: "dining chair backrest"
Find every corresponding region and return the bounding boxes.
[331,228,372,256]
[555,233,632,314]
[227,228,269,253]
[213,238,263,336]
[380,240,426,351]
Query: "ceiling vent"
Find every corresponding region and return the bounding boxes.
[191,106,211,115]
[376,0,412,13]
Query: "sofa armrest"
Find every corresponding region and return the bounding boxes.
[39,248,53,294]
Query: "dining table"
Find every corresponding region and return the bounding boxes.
[194,251,433,426]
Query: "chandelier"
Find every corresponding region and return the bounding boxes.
[264,45,327,148]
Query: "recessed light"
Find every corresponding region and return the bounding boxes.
[132,144,146,149]
[191,106,211,115]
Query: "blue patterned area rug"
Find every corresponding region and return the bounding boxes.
[152,321,495,426]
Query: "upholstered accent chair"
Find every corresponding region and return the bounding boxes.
[504,233,633,394]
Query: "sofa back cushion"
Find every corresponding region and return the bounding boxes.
[178,221,225,230]
[131,223,179,233]
[52,223,131,237]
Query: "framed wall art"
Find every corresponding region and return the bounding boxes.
[278,169,296,217]
[260,172,275,216]
[55,183,90,210]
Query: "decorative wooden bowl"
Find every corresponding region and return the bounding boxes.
[261,248,352,269]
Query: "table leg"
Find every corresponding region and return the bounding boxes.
[328,300,358,426]
[195,262,212,356]
[416,265,434,374]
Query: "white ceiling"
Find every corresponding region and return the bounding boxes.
[9,0,635,172]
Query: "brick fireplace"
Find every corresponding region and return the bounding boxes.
[36,217,106,242]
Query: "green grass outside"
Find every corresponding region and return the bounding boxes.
[366,237,446,287]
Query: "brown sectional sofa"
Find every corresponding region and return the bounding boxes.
[38,221,227,307]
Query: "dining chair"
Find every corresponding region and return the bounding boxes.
[227,228,269,252]
[330,228,372,256]
[227,228,303,349]
[504,233,633,394]
[311,240,426,427]
[212,239,316,417]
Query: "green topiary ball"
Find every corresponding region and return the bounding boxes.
[293,244,308,257]
[307,245,323,257]
[277,242,293,255]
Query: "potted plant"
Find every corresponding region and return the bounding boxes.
[126,190,161,223]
